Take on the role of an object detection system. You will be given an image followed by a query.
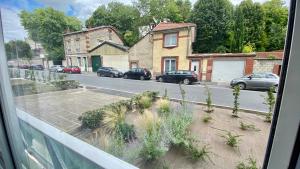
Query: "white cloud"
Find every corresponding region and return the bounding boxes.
[0,7,27,42]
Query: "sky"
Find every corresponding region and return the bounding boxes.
[0,0,290,42]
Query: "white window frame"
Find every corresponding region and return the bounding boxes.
[164,58,176,73]
[164,33,178,47]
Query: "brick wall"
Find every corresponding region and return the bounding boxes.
[253,59,282,74]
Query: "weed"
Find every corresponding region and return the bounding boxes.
[232,85,240,118]
[202,115,213,123]
[140,95,152,109]
[220,131,242,148]
[264,86,276,123]
[187,144,212,162]
[107,134,125,158]
[157,99,171,116]
[205,86,214,113]
[240,121,260,131]
[236,157,258,169]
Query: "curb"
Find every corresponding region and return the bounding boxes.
[82,85,266,116]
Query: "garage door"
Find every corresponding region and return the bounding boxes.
[212,60,245,82]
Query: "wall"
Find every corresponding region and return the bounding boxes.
[152,29,192,75]
[128,34,153,71]
[87,28,123,50]
[253,59,282,74]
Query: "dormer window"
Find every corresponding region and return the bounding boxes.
[164,33,178,48]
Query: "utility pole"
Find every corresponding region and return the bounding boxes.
[15,40,19,68]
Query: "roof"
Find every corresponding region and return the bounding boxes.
[188,53,256,58]
[255,51,284,60]
[152,22,196,32]
[88,41,129,53]
[63,26,118,36]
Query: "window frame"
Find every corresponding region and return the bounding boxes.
[163,32,178,48]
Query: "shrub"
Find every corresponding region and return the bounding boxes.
[142,91,159,101]
[236,157,258,169]
[232,85,240,118]
[116,123,136,142]
[58,74,67,80]
[240,121,260,131]
[51,80,79,90]
[132,91,157,113]
[205,86,214,113]
[157,99,171,116]
[187,144,212,162]
[102,103,127,133]
[264,86,276,123]
[242,43,255,53]
[107,134,125,158]
[139,95,152,109]
[220,131,242,148]
[79,109,104,129]
[202,115,213,123]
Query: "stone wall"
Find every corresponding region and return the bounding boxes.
[253,59,282,73]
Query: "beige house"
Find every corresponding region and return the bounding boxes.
[63,26,129,72]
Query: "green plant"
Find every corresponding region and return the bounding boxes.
[115,123,136,142]
[139,95,152,109]
[242,42,255,53]
[142,91,159,101]
[236,157,258,169]
[267,55,276,60]
[202,115,213,123]
[187,144,212,162]
[79,109,104,129]
[102,103,127,133]
[264,86,276,123]
[179,83,187,112]
[232,85,241,118]
[58,74,67,80]
[107,134,125,158]
[220,131,242,148]
[240,122,260,131]
[205,86,214,113]
[51,80,79,90]
[157,99,171,116]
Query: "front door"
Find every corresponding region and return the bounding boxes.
[191,60,200,75]
[91,56,101,72]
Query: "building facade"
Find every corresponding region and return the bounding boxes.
[63,26,128,72]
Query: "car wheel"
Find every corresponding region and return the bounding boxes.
[183,78,190,85]
[158,77,164,82]
[124,74,128,79]
[237,83,246,90]
[140,76,145,80]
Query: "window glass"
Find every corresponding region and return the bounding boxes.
[164,33,177,47]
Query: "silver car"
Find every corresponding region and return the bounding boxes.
[49,65,65,72]
[230,73,279,92]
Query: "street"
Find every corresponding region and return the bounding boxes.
[67,73,268,112]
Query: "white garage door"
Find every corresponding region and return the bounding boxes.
[212,60,245,82]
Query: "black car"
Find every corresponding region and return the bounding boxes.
[29,64,44,70]
[123,68,152,80]
[156,70,198,85]
[97,67,123,78]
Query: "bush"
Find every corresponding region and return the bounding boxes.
[107,134,125,158]
[236,157,258,169]
[157,99,171,116]
[79,109,104,129]
[140,95,152,109]
[232,85,240,118]
[142,91,159,101]
[51,80,79,90]
[242,43,255,53]
[187,144,212,162]
[116,123,136,142]
[220,131,242,148]
[102,103,127,133]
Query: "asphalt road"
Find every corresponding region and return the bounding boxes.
[68,74,268,112]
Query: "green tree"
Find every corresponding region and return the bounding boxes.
[190,0,234,53]
[234,0,266,52]
[5,40,32,61]
[86,2,140,46]
[263,0,288,51]
[20,8,81,61]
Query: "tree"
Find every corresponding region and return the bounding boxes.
[190,0,234,53]
[233,0,266,52]
[20,8,81,61]
[263,0,288,51]
[5,40,32,61]
[86,2,141,46]
[134,0,191,24]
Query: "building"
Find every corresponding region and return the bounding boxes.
[63,26,129,72]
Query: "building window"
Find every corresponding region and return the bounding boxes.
[77,57,81,67]
[164,33,178,47]
[164,58,176,72]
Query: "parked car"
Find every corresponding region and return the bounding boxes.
[63,66,81,74]
[18,65,29,69]
[49,65,65,72]
[123,68,151,80]
[156,70,198,85]
[230,73,279,92]
[97,67,123,78]
[29,64,44,70]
